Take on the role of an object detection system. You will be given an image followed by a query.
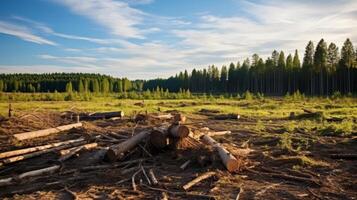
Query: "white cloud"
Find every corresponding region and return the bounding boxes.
[54,0,145,38]
[0,21,56,45]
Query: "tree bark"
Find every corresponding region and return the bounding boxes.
[150,126,169,149]
[0,138,85,159]
[59,142,97,155]
[106,130,150,161]
[0,140,87,166]
[201,135,240,172]
[58,143,98,162]
[182,171,216,190]
[0,165,60,186]
[13,123,83,141]
[169,125,190,138]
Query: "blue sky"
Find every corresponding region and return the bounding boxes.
[0,0,356,79]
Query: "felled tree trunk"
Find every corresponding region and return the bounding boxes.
[106,130,150,161]
[0,165,60,187]
[201,135,240,172]
[150,126,169,149]
[87,111,124,119]
[0,140,87,166]
[169,125,190,138]
[214,114,240,120]
[13,123,83,141]
[0,138,85,159]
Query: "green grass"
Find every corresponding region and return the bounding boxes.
[1,93,356,138]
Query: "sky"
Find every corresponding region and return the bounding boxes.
[0,0,356,79]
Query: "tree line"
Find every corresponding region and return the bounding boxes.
[145,38,356,96]
[0,73,143,93]
[0,38,356,96]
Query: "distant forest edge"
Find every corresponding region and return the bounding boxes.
[0,38,356,96]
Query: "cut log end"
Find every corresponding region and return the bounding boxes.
[106,149,120,162]
[226,158,240,172]
[150,130,169,149]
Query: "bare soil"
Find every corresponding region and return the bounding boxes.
[0,110,356,200]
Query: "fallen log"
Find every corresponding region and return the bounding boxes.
[150,114,173,120]
[207,131,232,137]
[106,130,150,161]
[0,140,87,166]
[59,142,98,156]
[182,171,216,190]
[201,135,240,172]
[169,125,190,138]
[0,138,85,159]
[330,153,357,160]
[13,123,83,141]
[150,127,169,149]
[148,169,159,185]
[88,111,124,119]
[214,114,240,120]
[58,143,98,162]
[0,165,60,187]
[173,113,186,124]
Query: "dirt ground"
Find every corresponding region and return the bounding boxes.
[0,110,356,200]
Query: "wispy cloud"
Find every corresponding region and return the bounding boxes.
[0,21,56,45]
[54,0,145,38]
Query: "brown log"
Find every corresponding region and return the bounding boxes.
[89,111,124,119]
[150,114,173,120]
[173,113,186,124]
[207,130,231,137]
[148,169,159,185]
[13,122,83,141]
[58,143,97,162]
[182,171,216,190]
[0,138,85,159]
[106,130,150,161]
[0,140,87,165]
[0,165,60,187]
[59,142,97,156]
[169,125,190,138]
[201,135,240,172]
[150,127,169,149]
[214,114,240,120]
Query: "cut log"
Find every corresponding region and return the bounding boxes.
[150,114,173,120]
[182,171,216,190]
[13,123,83,141]
[169,125,190,138]
[58,143,97,162]
[150,127,169,149]
[173,113,186,124]
[89,111,124,119]
[214,114,240,120]
[106,130,150,161]
[201,135,240,172]
[59,142,97,156]
[207,131,232,137]
[0,140,87,165]
[148,169,159,185]
[0,138,85,159]
[330,153,357,160]
[0,165,60,187]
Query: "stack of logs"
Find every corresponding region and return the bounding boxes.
[0,111,242,190]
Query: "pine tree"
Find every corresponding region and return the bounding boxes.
[286,54,293,93]
[314,39,327,95]
[341,38,355,93]
[327,43,339,93]
[303,41,314,95]
[66,82,73,93]
[78,80,85,93]
[220,65,228,92]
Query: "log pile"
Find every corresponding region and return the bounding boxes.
[0,111,249,198]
